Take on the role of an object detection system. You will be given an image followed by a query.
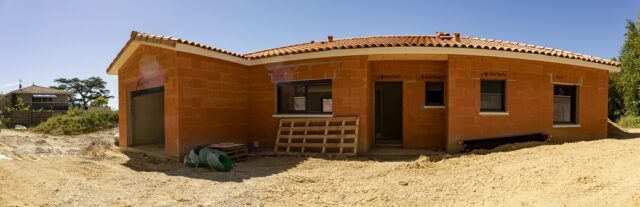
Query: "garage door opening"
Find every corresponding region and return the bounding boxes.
[128,86,165,154]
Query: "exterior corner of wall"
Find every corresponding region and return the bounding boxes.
[445,137,463,153]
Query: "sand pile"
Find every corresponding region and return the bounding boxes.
[84,139,119,158]
[2,127,640,206]
[0,128,122,160]
[397,155,435,169]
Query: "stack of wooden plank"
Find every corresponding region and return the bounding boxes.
[274,116,359,156]
[209,143,248,162]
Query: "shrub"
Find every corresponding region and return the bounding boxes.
[31,108,118,135]
[617,115,640,128]
[0,116,11,128]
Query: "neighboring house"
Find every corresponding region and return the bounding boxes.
[107,31,621,157]
[4,84,71,112]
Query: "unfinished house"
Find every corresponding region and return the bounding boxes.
[107,31,620,158]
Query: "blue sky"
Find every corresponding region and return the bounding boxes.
[0,0,638,108]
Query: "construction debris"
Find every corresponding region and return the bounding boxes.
[209,143,248,162]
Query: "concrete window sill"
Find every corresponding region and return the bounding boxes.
[553,124,581,128]
[424,105,445,109]
[272,114,334,118]
[479,112,509,116]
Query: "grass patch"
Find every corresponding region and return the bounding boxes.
[32,108,118,135]
[617,115,640,128]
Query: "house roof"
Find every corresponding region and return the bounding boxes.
[245,34,620,67]
[107,31,621,74]
[127,31,245,58]
[7,85,71,95]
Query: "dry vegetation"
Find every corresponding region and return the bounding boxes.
[1,127,640,206]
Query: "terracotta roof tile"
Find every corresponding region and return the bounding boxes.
[129,32,244,58]
[111,31,620,69]
[244,34,620,67]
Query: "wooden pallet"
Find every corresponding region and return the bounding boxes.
[209,143,248,162]
[274,116,359,156]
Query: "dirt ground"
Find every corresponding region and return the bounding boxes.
[2,128,640,206]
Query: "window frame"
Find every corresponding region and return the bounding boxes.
[276,79,332,115]
[553,84,578,124]
[425,81,445,107]
[480,80,506,112]
[32,97,54,103]
[31,95,55,110]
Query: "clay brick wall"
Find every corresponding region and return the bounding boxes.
[549,62,609,142]
[370,60,448,149]
[248,56,374,153]
[446,55,608,152]
[118,46,250,157]
[174,52,249,156]
[246,64,276,149]
[117,45,181,156]
[116,45,609,156]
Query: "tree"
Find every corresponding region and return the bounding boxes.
[609,68,624,119]
[618,14,640,117]
[51,77,113,109]
[90,96,108,108]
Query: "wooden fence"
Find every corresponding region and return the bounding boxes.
[10,111,62,126]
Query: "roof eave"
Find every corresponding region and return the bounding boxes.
[105,32,621,75]
[108,43,620,73]
[246,47,621,72]
[106,31,249,75]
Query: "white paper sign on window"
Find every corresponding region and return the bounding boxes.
[294,96,306,110]
[322,98,332,112]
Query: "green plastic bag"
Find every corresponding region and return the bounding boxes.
[185,147,233,172]
[183,146,206,168]
[211,150,233,172]
[198,147,223,170]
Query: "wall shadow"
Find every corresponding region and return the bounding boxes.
[120,125,640,183]
[120,149,418,183]
[117,142,556,183]
[121,151,310,183]
[607,119,640,139]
